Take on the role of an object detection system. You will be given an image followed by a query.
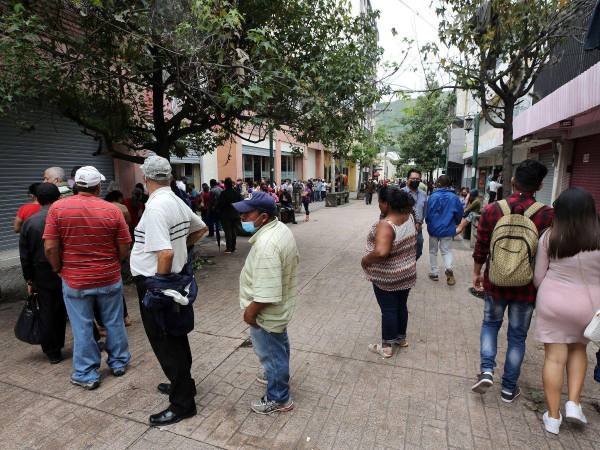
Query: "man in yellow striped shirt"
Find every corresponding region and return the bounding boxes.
[233,192,299,415]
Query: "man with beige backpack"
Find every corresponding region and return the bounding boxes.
[470,160,554,403]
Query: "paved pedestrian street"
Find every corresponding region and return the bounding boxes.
[1,199,599,450]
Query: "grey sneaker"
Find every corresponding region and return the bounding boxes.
[471,372,493,394]
[71,378,100,390]
[429,273,439,281]
[250,396,294,414]
[256,370,267,385]
[111,366,127,377]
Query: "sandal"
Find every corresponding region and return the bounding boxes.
[368,343,393,358]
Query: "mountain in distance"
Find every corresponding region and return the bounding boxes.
[373,97,414,136]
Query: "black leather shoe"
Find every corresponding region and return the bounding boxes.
[157,383,171,395]
[149,407,196,426]
[47,351,63,364]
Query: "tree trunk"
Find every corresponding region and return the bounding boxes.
[501,102,515,195]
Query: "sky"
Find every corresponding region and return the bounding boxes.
[352,0,444,98]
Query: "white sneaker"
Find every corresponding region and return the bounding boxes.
[565,401,588,425]
[543,411,562,435]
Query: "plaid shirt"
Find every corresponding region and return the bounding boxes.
[473,192,554,303]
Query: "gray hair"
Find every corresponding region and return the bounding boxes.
[45,166,65,182]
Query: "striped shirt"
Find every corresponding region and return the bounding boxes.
[364,216,417,291]
[130,187,206,277]
[43,194,131,289]
[239,219,299,333]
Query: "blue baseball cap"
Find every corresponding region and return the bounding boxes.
[233,191,276,215]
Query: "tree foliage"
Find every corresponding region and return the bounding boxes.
[396,90,455,175]
[433,0,593,191]
[0,0,384,162]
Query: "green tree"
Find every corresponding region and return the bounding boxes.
[349,126,390,190]
[396,90,455,179]
[434,0,592,192]
[0,0,384,162]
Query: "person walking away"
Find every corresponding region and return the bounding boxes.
[321,179,327,200]
[233,192,299,414]
[130,155,208,426]
[208,179,223,236]
[216,178,243,254]
[362,186,417,358]
[315,179,323,201]
[471,159,553,403]
[43,166,131,390]
[19,183,67,363]
[402,169,427,260]
[301,182,311,222]
[488,176,501,203]
[365,178,376,205]
[456,189,482,236]
[199,183,211,228]
[124,186,146,231]
[14,183,41,233]
[425,175,464,285]
[533,188,600,434]
[43,166,73,197]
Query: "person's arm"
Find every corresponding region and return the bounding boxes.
[534,230,551,288]
[44,239,61,273]
[472,205,494,290]
[156,249,175,275]
[114,210,131,261]
[361,221,395,268]
[243,301,269,327]
[118,243,130,262]
[14,216,24,233]
[187,211,208,247]
[19,225,34,294]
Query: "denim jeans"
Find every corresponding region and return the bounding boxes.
[62,280,131,383]
[429,236,453,275]
[416,229,424,260]
[250,326,290,404]
[373,284,410,344]
[479,295,534,392]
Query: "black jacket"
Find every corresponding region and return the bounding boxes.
[19,206,61,288]
[216,187,242,220]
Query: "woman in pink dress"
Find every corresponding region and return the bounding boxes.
[534,188,600,435]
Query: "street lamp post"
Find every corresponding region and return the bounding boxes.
[464,113,480,190]
[269,129,275,184]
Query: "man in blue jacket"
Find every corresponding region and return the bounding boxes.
[425,175,463,286]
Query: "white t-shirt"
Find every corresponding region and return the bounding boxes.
[130,187,205,277]
[489,181,501,193]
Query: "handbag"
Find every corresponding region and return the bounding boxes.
[578,255,600,342]
[14,293,42,345]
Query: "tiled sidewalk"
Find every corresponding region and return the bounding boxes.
[0,199,599,449]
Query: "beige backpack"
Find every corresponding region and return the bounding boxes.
[489,200,545,287]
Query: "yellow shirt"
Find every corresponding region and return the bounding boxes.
[239,219,299,333]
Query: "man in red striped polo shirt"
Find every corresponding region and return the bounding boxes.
[44,166,132,390]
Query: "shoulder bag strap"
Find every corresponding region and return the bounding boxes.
[524,201,545,219]
[497,199,511,217]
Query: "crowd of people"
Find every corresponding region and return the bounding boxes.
[362,160,600,436]
[14,157,302,425]
[13,156,600,433]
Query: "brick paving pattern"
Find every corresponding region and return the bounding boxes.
[0,198,599,449]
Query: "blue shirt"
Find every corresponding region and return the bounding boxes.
[402,186,427,224]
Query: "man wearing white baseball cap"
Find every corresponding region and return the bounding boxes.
[130,155,208,426]
[44,165,132,390]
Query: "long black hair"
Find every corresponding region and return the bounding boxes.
[378,185,414,214]
[548,187,600,259]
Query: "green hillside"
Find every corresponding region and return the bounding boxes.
[374,98,414,136]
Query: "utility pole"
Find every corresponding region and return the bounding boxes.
[471,113,480,190]
[269,129,275,184]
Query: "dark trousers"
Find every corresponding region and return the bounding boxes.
[488,191,497,203]
[206,213,216,236]
[35,272,67,356]
[373,284,410,344]
[221,218,237,252]
[135,278,196,414]
[365,192,373,204]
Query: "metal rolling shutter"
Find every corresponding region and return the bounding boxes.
[0,111,115,252]
[570,134,600,212]
[536,151,555,205]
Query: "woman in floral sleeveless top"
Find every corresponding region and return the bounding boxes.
[361,186,417,358]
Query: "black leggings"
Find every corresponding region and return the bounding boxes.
[373,284,410,344]
[303,200,310,215]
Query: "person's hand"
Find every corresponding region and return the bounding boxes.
[243,309,258,327]
[473,271,484,291]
